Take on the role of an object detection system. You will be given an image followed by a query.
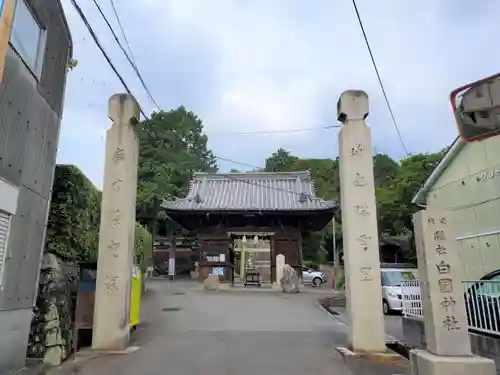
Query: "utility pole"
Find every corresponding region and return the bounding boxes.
[0,0,15,83]
[332,218,339,289]
[169,229,176,281]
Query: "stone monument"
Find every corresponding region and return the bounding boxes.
[275,254,285,285]
[204,273,220,291]
[337,90,386,353]
[92,94,140,351]
[410,209,495,375]
[281,264,300,293]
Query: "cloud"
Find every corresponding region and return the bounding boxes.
[57,0,500,188]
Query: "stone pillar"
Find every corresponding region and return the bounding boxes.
[410,209,495,375]
[92,94,140,351]
[276,254,285,284]
[337,90,386,353]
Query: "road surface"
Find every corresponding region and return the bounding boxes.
[55,280,362,375]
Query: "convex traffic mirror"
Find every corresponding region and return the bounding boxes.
[451,73,500,142]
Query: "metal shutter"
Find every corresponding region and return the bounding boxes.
[0,210,11,275]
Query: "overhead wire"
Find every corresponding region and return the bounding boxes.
[206,124,340,136]
[219,172,335,204]
[69,0,148,119]
[351,0,410,156]
[72,0,342,138]
[164,170,335,205]
[91,0,160,110]
[186,154,335,204]
[69,0,337,205]
[109,0,138,69]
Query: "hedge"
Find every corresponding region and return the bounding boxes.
[45,164,153,268]
[135,223,153,270]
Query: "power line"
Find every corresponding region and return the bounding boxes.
[159,155,336,205]
[73,0,329,140]
[351,0,409,156]
[71,1,340,141]
[211,156,336,204]
[171,169,334,204]
[109,0,138,69]
[220,172,333,204]
[91,0,160,110]
[206,124,339,136]
[215,156,262,170]
[69,0,335,203]
[69,0,148,119]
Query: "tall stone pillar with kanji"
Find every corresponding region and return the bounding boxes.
[337,90,386,353]
[410,209,495,375]
[92,94,140,351]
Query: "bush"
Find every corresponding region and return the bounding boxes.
[45,165,101,262]
[46,164,152,265]
[303,260,319,270]
[135,223,153,271]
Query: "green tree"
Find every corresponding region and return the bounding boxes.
[263,149,340,200]
[263,149,340,263]
[293,158,339,200]
[376,150,446,235]
[264,148,299,172]
[260,147,448,263]
[373,153,399,188]
[136,107,218,235]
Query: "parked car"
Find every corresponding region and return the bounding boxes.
[381,268,416,315]
[465,269,500,335]
[302,266,326,286]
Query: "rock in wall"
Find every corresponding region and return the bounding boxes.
[26,253,79,366]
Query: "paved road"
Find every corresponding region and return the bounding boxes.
[57,280,359,375]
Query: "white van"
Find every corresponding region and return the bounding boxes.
[381,267,416,315]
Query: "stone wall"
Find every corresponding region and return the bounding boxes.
[26,254,79,366]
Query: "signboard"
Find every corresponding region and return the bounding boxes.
[212,267,224,276]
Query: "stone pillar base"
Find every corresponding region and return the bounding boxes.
[410,350,496,375]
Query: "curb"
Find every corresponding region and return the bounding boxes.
[315,300,346,326]
[316,298,410,359]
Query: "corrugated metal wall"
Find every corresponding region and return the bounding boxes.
[427,136,500,280]
[0,0,71,311]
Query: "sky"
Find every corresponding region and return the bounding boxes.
[57,0,500,189]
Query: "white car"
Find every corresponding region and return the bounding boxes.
[302,266,326,286]
[381,268,416,314]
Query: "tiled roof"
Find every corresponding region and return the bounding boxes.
[162,171,336,212]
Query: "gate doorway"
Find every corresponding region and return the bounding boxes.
[233,235,272,284]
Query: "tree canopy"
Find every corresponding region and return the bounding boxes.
[135,107,217,233]
[258,147,447,263]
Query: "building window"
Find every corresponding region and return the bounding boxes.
[0,210,12,287]
[10,0,46,76]
[0,179,19,289]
